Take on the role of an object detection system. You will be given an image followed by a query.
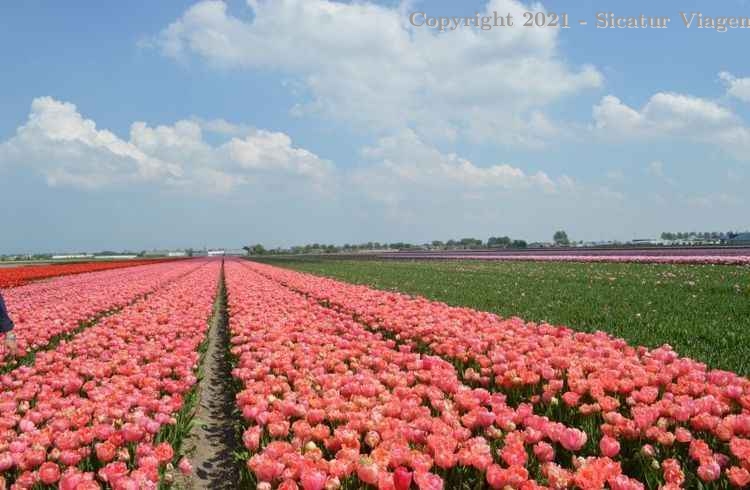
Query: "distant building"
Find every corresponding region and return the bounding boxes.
[94,255,138,260]
[52,254,94,260]
[631,239,658,246]
[729,232,750,245]
[207,250,226,257]
[168,251,187,257]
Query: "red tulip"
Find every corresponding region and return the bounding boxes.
[393,467,413,490]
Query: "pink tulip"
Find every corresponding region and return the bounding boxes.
[697,460,721,482]
[414,471,444,490]
[560,428,587,452]
[39,462,61,485]
[599,435,621,458]
[178,457,193,475]
[356,458,379,485]
[300,470,327,490]
[533,442,555,463]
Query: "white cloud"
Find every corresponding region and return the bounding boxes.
[195,118,255,136]
[0,97,183,189]
[225,130,333,179]
[592,95,645,134]
[592,92,750,161]
[0,97,333,192]
[152,0,602,146]
[593,92,735,137]
[719,71,750,103]
[353,129,572,208]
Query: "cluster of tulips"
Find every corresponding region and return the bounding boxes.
[382,254,750,266]
[0,260,219,489]
[0,259,175,288]
[225,262,651,490]
[242,261,750,489]
[1,260,203,364]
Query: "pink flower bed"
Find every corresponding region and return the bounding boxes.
[0,259,180,289]
[0,260,219,489]
[225,262,648,490]
[242,260,750,488]
[1,260,203,364]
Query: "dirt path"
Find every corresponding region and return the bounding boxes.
[178,269,243,489]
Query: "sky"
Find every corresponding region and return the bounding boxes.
[1,0,749,253]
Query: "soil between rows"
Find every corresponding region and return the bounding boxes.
[178,267,244,489]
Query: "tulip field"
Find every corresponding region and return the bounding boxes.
[1,260,219,488]
[252,258,750,375]
[1,258,750,488]
[0,259,176,289]
[0,261,204,365]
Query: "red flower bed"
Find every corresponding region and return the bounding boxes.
[0,260,219,489]
[0,259,180,289]
[1,260,202,364]
[242,261,750,489]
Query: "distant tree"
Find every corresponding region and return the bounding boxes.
[553,230,570,246]
[245,244,266,255]
[186,248,194,257]
[431,240,444,248]
[459,238,483,248]
[511,240,527,249]
[488,236,512,248]
[390,242,414,250]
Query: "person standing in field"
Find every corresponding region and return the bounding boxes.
[0,291,16,357]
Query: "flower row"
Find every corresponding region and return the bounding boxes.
[0,259,179,288]
[245,261,750,488]
[224,261,647,490]
[1,260,203,364]
[0,260,220,489]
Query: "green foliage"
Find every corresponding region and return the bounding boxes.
[243,244,267,255]
[487,236,511,247]
[553,230,570,245]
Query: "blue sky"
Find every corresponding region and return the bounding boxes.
[1,0,749,253]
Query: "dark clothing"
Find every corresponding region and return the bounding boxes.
[0,292,13,333]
